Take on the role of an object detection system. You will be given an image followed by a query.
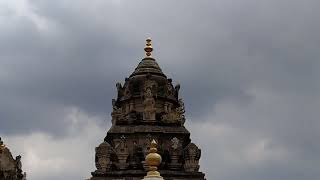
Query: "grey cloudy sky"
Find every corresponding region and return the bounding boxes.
[0,0,319,180]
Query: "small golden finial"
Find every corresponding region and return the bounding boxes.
[144,37,153,57]
[144,139,163,178]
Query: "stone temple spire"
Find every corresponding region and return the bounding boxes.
[90,38,205,180]
[130,38,164,77]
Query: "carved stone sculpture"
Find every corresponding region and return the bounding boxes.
[0,137,25,180]
[114,136,129,170]
[161,100,185,125]
[183,143,201,172]
[168,137,182,170]
[166,79,175,97]
[111,106,126,125]
[95,142,113,172]
[90,38,206,180]
[144,79,157,93]
[143,88,156,122]
[176,99,186,125]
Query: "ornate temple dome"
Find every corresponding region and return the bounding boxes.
[90,38,205,180]
[130,38,165,77]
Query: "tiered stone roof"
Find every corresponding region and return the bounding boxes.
[90,38,205,180]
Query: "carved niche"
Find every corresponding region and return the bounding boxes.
[183,143,201,172]
[165,79,175,97]
[168,137,183,170]
[161,99,186,125]
[114,135,129,170]
[111,99,126,125]
[95,141,113,172]
[143,87,156,122]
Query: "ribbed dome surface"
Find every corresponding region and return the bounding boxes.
[130,57,166,77]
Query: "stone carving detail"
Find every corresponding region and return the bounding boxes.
[144,79,157,92]
[111,99,126,125]
[123,85,131,97]
[166,79,175,97]
[129,141,141,169]
[0,137,26,180]
[174,83,180,99]
[95,142,113,172]
[161,99,185,125]
[177,99,186,125]
[116,82,124,98]
[114,135,129,170]
[171,137,180,150]
[143,88,156,122]
[91,38,206,179]
[168,137,182,170]
[183,143,201,172]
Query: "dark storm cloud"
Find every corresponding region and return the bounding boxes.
[0,0,320,180]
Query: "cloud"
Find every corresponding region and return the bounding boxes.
[1,107,106,180]
[0,0,319,180]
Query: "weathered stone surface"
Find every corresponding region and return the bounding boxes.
[0,137,26,180]
[90,39,206,180]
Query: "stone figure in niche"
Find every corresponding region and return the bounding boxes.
[166,79,175,97]
[161,100,185,125]
[171,137,180,150]
[161,102,176,124]
[111,99,125,125]
[169,137,182,170]
[143,88,156,121]
[144,78,157,96]
[114,135,129,170]
[164,102,173,114]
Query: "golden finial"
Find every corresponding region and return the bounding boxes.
[144,139,163,178]
[144,37,153,57]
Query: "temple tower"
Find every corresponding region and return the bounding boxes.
[0,137,26,180]
[90,38,206,180]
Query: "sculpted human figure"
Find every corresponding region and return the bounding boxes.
[143,88,156,121]
[166,79,175,97]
